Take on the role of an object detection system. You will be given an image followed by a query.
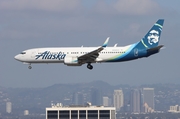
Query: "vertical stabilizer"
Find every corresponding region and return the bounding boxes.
[140,19,164,49]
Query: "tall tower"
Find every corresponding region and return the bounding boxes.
[6,102,12,113]
[72,92,84,105]
[130,89,141,113]
[91,88,102,105]
[103,97,110,107]
[142,88,154,112]
[113,90,124,111]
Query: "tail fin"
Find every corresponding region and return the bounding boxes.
[140,19,164,49]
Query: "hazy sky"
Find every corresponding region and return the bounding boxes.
[0,0,180,88]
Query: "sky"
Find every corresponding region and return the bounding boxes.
[0,0,180,88]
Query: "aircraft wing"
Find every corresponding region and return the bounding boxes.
[78,37,109,64]
[78,47,104,64]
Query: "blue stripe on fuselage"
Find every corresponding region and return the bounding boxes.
[106,42,148,62]
[106,43,139,62]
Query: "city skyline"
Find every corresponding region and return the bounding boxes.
[1,80,180,116]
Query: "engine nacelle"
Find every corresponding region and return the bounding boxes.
[64,56,82,66]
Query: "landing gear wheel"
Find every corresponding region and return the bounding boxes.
[28,65,32,69]
[87,64,93,70]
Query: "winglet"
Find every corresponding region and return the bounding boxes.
[102,37,110,47]
[114,43,118,47]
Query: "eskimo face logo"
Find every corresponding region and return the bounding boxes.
[147,30,159,45]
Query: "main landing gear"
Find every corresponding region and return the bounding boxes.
[87,63,93,70]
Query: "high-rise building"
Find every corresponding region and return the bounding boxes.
[130,89,141,113]
[142,88,154,113]
[72,92,84,105]
[91,88,102,105]
[24,110,29,115]
[168,105,180,113]
[6,102,12,113]
[113,90,124,111]
[103,97,111,107]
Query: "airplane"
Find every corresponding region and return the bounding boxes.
[14,19,164,70]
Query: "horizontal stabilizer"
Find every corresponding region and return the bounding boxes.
[147,45,164,52]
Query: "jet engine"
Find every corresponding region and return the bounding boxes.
[64,56,82,66]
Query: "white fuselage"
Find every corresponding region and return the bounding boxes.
[15,46,130,64]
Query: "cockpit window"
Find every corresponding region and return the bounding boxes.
[20,52,26,54]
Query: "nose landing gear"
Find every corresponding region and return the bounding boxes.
[28,65,32,69]
[87,63,93,70]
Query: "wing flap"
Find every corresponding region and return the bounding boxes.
[78,47,104,63]
[78,37,109,64]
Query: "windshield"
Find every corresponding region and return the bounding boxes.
[20,52,26,54]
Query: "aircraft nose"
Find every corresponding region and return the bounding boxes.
[14,55,20,61]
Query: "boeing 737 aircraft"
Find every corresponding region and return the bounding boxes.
[14,19,164,70]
